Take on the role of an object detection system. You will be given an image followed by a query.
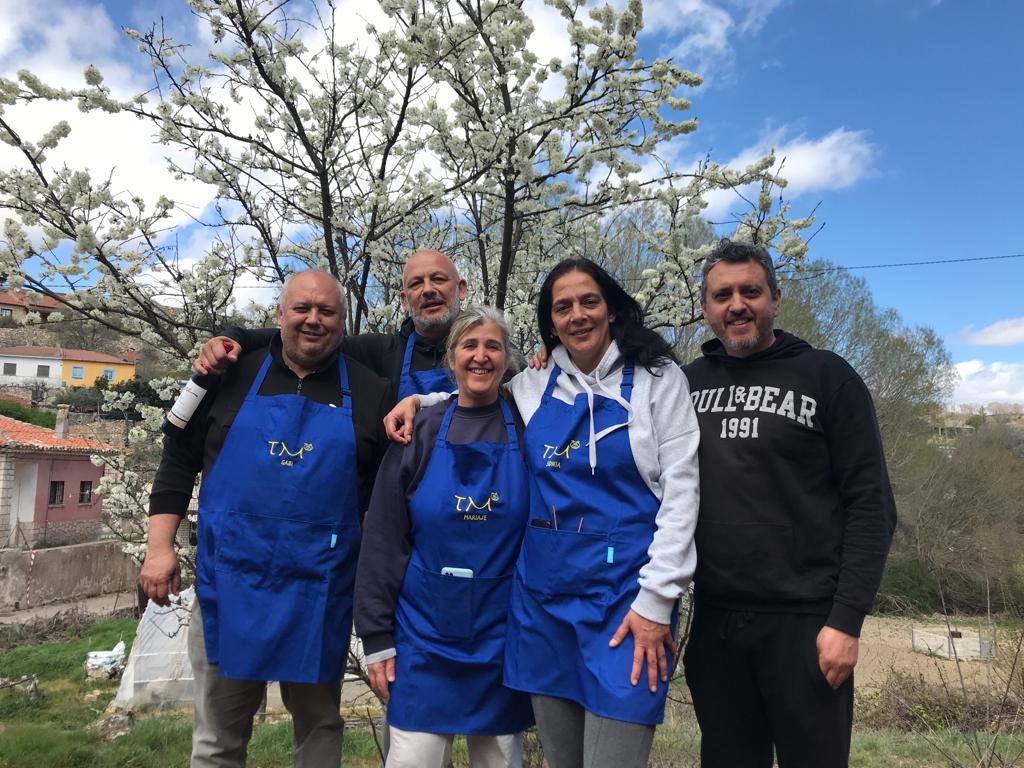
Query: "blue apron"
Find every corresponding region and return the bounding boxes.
[195,351,361,684]
[395,331,453,401]
[387,399,535,735]
[504,362,675,725]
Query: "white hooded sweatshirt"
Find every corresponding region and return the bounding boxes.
[507,341,700,624]
[423,340,700,624]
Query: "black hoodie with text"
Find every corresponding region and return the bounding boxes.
[682,330,896,636]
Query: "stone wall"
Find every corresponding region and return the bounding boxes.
[15,518,105,547]
[0,540,138,612]
[68,415,130,449]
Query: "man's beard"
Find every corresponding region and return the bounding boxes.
[722,330,764,353]
[412,295,462,334]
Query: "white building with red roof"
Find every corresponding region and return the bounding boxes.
[0,406,117,547]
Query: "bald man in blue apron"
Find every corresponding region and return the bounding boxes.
[141,270,390,768]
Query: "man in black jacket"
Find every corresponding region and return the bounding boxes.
[141,271,389,768]
[682,240,896,768]
[194,250,468,405]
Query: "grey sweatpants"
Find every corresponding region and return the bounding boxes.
[531,694,655,768]
[188,601,345,768]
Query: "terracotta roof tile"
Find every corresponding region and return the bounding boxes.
[0,346,62,359]
[60,348,134,365]
[0,290,63,310]
[0,415,116,454]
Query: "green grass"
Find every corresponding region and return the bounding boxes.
[0,617,137,681]
[0,712,384,768]
[850,729,1024,767]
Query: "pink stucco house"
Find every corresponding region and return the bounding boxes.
[0,408,116,547]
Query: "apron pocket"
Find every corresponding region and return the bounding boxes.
[215,509,334,584]
[401,564,513,642]
[469,574,512,640]
[521,525,612,600]
[404,562,475,640]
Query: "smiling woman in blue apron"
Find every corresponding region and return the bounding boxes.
[386,259,701,768]
[354,306,534,768]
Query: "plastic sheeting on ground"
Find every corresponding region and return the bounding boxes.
[113,588,194,710]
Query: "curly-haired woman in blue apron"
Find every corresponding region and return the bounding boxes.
[387,259,701,768]
[355,306,534,768]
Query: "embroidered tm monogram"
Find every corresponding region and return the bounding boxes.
[455,491,500,521]
[267,441,314,467]
[541,439,580,468]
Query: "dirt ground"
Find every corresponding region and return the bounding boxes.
[856,614,1009,692]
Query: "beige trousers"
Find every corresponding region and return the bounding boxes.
[188,601,344,768]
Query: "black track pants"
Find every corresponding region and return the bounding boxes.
[683,605,853,768]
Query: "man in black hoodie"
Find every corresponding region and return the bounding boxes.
[682,240,896,768]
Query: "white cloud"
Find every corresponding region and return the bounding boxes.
[644,0,734,83]
[951,360,1024,406]
[524,0,574,100]
[733,0,785,35]
[0,0,220,233]
[700,125,878,220]
[642,0,787,85]
[963,318,1024,347]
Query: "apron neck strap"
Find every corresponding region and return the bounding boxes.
[619,361,635,402]
[437,397,517,445]
[246,349,349,403]
[543,361,634,401]
[402,331,417,374]
[437,399,457,443]
[336,351,351,405]
[543,365,562,399]
[244,352,274,400]
[498,396,517,444]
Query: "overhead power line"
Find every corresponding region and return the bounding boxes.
[780,252,1024,278]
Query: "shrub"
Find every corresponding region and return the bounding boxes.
[0,399,55,428]
[859,667,1024,736]
[876,555,941,614]
[53,387,105,410]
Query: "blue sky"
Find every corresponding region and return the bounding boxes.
[640,0,1023,406]
[1,0,1021,405]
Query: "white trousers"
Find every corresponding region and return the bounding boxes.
[385,725,523,768]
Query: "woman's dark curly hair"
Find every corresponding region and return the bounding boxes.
[537,258,678,372]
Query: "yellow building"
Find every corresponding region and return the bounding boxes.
[60,348,137,387]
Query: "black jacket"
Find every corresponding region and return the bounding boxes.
[149,333,390,517]
[221,318,449,407]
[682,330,896,636]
